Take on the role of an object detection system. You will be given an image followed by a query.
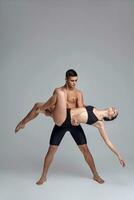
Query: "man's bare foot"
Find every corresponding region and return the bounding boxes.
[36,177,47,185]
[93,175,105,184]
[15,122,25,133]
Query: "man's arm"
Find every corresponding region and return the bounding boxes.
[71,91,85,126]
[77,91,85,107]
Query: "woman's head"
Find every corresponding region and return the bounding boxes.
[104,107,118,121]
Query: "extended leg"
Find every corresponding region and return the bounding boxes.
[15,102,44,133]
[15,90,67,132]
[36,145,58,185]
[78,144,104,184]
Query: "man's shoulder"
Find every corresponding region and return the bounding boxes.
[75,88,83,96]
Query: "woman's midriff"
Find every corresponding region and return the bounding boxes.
[70,107,88,124]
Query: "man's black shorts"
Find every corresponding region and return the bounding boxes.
[50,124,87,146]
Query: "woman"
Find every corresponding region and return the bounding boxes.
[15,89,126,168]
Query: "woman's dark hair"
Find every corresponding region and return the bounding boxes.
[66,69,78,79]
[103,113,118,121]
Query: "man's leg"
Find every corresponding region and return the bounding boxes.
[36,145,58,185]
[78,144,104,184]
[36,125,67,185]
[69,125,104,184]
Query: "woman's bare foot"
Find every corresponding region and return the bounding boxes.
[36,177,47,185]
[15,122,25,133]
[93,175,105,184]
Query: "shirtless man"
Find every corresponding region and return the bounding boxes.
[15,69,104,184]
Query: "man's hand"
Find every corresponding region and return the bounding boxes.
[71,115,80,126]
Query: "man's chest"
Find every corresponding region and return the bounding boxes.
[66,92,78,104]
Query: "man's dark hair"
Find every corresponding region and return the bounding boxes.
[65,69,78,79]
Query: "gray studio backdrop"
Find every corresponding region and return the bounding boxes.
[0,0,134,176]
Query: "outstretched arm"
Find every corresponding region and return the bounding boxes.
[95,121,126,167]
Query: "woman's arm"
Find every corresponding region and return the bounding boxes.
[94,121,125,167]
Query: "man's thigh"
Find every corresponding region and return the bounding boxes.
[69,125,87,145]
[49,125,67,146]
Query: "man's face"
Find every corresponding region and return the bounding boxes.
[66,76,78,89]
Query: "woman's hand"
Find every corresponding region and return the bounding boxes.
[117,154,126,167]
[96,123,126,168]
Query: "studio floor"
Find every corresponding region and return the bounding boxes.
[1,159,134,200]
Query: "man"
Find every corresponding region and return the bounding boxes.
[15,69,104,184]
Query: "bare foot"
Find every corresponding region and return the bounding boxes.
[93,175,105,184]
[15,122,25,133]
[36,177,47,185]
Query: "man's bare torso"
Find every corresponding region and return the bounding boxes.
[42,85,84,117]
[58,85,82,109]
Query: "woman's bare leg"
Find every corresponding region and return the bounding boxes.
[15,90,67,132]
[15,102,44,133]
[52,90,67,125]
[15,92,59,133]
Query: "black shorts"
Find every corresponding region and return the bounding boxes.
[49,124,87,146]
[50,109,87,146]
